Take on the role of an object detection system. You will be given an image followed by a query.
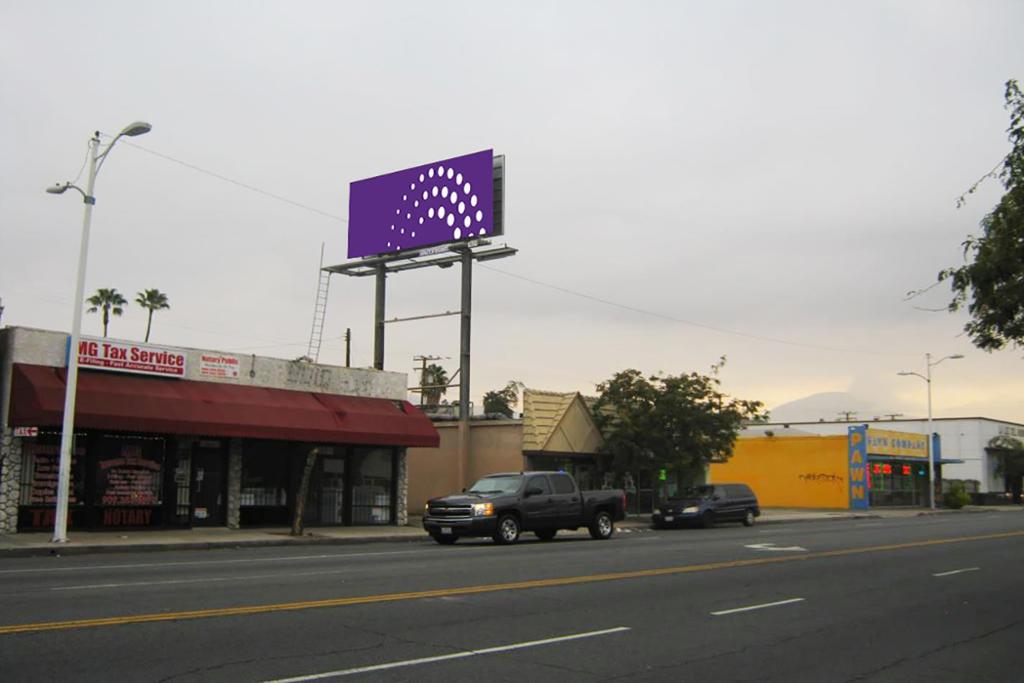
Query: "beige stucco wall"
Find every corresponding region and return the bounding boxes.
[406,420,524,513]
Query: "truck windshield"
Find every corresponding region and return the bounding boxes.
[468,475,523,494]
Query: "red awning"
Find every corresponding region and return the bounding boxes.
[8,363,439,447]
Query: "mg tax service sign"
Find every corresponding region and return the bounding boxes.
[75,336,187,378]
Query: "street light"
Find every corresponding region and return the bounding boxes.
[45,121,151,543]
[897,353,964,510]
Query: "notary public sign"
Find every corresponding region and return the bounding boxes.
[75,336,187,378]
[199,353,240,379]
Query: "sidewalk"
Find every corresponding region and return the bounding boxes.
[1,506,1018,558]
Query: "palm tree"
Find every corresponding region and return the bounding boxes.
[421,363,449,407]
[85,288,127,338]
[135,289,170,342]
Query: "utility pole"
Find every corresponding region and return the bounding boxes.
[344,328,351,368]
[898,353,964,510]
[413,354,444,406]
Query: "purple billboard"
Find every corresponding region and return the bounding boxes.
[348,149,495,258]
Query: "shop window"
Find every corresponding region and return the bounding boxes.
[241,441,290,507]
[95,435,165,507]
[19,436,85,506]
[350,448,393,525]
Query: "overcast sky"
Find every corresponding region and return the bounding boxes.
[2,1,1022,422]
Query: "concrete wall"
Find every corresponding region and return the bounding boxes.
[1,326,407,400]
[407,421,524,513]
[711,435,850,509]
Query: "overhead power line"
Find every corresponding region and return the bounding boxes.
[108,135,346,223]
[103,138,918,358]
[477,264,914,357]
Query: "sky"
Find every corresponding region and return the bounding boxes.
[1,1,1022,423]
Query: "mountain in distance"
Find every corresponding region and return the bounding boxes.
[766,392,910,424]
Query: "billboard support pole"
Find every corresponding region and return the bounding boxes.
[457,249,473,488]
[373,264,386,370]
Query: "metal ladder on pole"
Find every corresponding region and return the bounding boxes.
[306,243,331,362]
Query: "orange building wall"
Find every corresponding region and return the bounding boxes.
[710,435,850,509]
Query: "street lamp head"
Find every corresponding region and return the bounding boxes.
[120,121,152,137]
[949,354,965,360]
[46,183,68,195]
[897,371,912,376]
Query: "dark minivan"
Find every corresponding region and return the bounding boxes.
[652,483,760,529]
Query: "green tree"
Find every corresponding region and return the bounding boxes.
[135,288,170,343]
[85,287,127,338]
[939,79,1024,350]
[421,363,449,407]
[483,380,523,418]
[591,359,768,488]
[988,435,1024,504]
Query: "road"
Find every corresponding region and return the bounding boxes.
[1,512,1022,682]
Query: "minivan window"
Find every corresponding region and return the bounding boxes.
[550,474,575,494]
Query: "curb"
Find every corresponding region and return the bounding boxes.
[0,533,431,559]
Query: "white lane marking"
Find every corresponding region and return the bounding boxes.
[0,549,427,576]
[744,543,807,552]
[711,598,805,616]
[933,567,981,577]
[259,626,632,682]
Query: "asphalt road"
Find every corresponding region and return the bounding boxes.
[1,513,1022,682]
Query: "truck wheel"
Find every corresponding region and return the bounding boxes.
[701,511,716,529]
[535,529,557,541]
[589,511,614,539]
[493,514,521,545]
[742,509,756,527]
[430,532,458,544]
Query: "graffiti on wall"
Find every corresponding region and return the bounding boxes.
[798,472,845,485]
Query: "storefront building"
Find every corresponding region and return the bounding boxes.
[710,426,946,510]
[742,417,1022,496]
[0,327,438,534]
[407,389,619,512]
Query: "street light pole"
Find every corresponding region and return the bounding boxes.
[898,353,963,510]
[46,122,151,543]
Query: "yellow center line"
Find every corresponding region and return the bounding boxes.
[2,529,1021,636]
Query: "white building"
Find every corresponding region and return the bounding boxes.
[743,417,1024,494]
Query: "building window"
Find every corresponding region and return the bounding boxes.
[19,438,85,506]
[94,435,165,507]
[241,441,290,508]
[350,447,393,525]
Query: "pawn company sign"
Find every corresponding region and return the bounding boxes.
[74,336,186,378]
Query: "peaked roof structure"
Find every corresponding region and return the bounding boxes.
[521,389,604,454]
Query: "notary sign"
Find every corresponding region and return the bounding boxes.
[199,353,240,379]
[76,336,186,378]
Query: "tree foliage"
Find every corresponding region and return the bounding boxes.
[989,435,1024,503]
[483,381,523,418]
[940,79,1024,350]
[590,359,768,486]
[85,287,127,338]
[420,363,449,407]
[135,288,170,343]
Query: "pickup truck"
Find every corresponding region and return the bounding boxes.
[423,471,627,545]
